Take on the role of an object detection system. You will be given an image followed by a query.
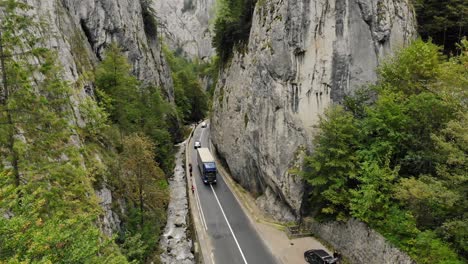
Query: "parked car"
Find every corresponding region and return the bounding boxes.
[201,121,207,128]
[194,141,201,149]
[304,249,338,264]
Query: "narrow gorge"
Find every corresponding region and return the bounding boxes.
[1,0,466,263]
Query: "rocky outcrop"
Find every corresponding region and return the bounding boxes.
[25,0,174,101]
[96,187,122,237]
[154,0,216,59]
[307,218,415,264]
[211,0,416,221]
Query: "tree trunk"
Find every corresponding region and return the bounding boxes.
[139,183,144,226]
[138,166,144,227]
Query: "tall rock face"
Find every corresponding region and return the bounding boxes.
[20,0,174,234]
[154,0,216,59]
[211,0,416,221]
[25,0,174,101]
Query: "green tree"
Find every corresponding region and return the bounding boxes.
[303,106,359,220]
[0,0,126,262]
[303,39,467,263]
[213,0,257,62]
[413,0,468,54]
[432,112,468,255]
[95,44,178,172]
[120,133,168,226]
[163,45,209,123]
[118,133,169,262]
[95,43,140,130]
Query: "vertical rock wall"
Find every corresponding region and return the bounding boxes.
[211,0,416,221]
[26,0,174,101]
[154,0,216,60]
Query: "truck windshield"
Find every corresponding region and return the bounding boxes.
[204,162,216,170]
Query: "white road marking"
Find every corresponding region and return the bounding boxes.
[192,150,208,231]
[192,131,208,231]
[195,184,208,231]
[210,184,248,264]
[211,252,216,264]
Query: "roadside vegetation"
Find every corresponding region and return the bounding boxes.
[92,44,175,262]
[302,39,467,264]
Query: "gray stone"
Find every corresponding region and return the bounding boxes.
[96,187,121,237]
[160,144,194,264]
[307,218,416,264]
[23,0,174,102]
[154,0,216,60]
[211,0,416,221]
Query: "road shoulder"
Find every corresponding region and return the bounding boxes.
[209,141,331,264]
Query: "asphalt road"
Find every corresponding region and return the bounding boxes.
[189,123,277,264]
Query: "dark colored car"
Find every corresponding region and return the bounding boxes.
[304,249,338,264]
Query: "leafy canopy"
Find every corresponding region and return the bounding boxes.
[303,39,467,263]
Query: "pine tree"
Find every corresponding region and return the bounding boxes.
[95,43,140,131]
[0,1,126,261]
[120,133,168,226]
[118,133,169,262]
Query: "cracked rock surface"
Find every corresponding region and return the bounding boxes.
[211,0,416,221]
[154,0,216,60]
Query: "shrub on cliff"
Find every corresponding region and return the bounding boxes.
[213,0,257,62]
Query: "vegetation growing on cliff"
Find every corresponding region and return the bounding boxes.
[213,0,257,62]
[303,39,468,263]
[163,45,210,121]
[93,44,177,262]
[0,1,126,262]
[0,1,177,262]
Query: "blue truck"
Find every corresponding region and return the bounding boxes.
[196,148,217,184]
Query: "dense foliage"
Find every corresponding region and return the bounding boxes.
[95,43,180,173]
[0,1,178,262]
[303,39,467,263]
[0,1,126,262]
[93,44,178,262]
[163,45,210,122]
[413,0,468,54]
[212,0,257,62]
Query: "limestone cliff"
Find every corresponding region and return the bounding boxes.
[211,0,416,221]
[154,0,216,59]
[20,0,174,235]
[25,0,174,101]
